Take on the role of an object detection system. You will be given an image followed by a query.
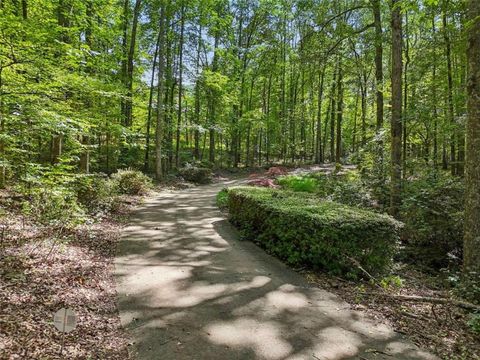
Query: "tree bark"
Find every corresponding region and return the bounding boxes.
[464,0,480,274]
[335,61,343,164]
[390,0,403,217]
[155,4,166,181]
[144,27,161,172]
[443,7,456,175]
[175,2,185,168]
[315,65,325,163]
[124,0,142,127]
[372,0,383,131]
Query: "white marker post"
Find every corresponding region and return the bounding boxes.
[53,308,77,355]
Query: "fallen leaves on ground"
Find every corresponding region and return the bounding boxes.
[0,197,140,359]
[303,267,480,360]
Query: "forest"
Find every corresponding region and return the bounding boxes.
[0,0,479,359]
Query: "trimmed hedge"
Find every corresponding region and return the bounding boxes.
[226,186,401,278]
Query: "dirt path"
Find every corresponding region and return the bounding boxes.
[114,180,437,360]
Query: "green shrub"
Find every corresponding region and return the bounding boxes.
[400,175,464,268]
[468,313,480,334]
[72,174,115,214]
[22,187,85,226]
[216,189,229,209]
[276,175,318,192]
[226,186,401,278]
[179,164,212,184]
[110,169,152,195]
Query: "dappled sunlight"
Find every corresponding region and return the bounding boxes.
[206,319,293,360]
[311,327,362,359]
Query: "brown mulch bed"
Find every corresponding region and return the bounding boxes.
[302,266,480,360]
[0,196,141,359]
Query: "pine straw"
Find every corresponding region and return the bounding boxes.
[302,266,480,360]
[0,199,140,359]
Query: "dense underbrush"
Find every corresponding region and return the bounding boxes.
[16,168,152,227]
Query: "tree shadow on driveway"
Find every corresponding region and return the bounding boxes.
[114,181,437,360]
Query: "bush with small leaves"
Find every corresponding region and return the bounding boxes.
[226,186,401,278]
[22,187,85,227]
[276,175,318,193]
[178,164,212,184]
[110,169,152,195]
[468,313,480,334]
[216,189,229,209]
[72,174,115,214]
[400,174,464,268]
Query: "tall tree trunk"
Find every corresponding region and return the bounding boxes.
[155,4,166,181]
[144,28,161,172]
[352,87,359,154]
[443,7,456,175]
[209,27,220,164]
[124,0,142,127]
[432,15,438,169]
[194,23,202,161]
[329,66,337,162]
[390,0,403,217]
[464,0,480,274]
[372,0,384,131]
[403,11,410,178]
[120,0,129,126]
[175,2,185,168]
[335,61,343,164]
[360,71,367,147]
[315,65,325,163]
[0,69,5,188]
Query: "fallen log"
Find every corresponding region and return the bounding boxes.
[373,293,480,312]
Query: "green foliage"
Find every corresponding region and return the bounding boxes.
[22,187,85,227]
[278,171,374,208]
[467,313,480,334]
[226,186,401,278]
[400,174,464,268]
[110,169,152,195]
[380,275,404,289]
[216,189,229,209]
[451,271,480,305]
[276,175,318,192]
[72,174,115,214]
[178,164,213,184]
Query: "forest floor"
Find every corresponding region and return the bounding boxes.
[1,168,478,359]
[0,191,141,359]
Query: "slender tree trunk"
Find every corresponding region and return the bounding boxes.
[315,65,325,163]
[120,0,129,125]
[0,69,5,188]
[464,0,480,273]
[443,8,456,175]
[373,0,384,131]
[390,0,403,217]
[330,66,337,162]
[335,62,343,164]
[403,11,409,178]
[209,28,220,164]
[144,28,161,172]
[155,4,166,181]
[352,87,359,154]
[175,2,185,168]
[194,24,202,161]
[124,0,141,127]
[432,16,438,169]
